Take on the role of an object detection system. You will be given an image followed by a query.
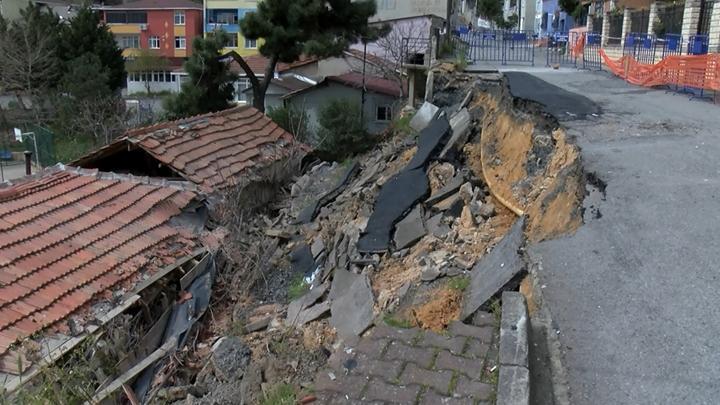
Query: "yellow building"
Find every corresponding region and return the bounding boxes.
[204,0,262,56]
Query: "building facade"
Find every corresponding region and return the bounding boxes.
[204,0,261,55]
[372,0,449,22]
[96,0,203,58]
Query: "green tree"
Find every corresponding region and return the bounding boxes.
[267,105,310,143]
[234,0,386,112]
[317,99,369,161]
[559,0,580,14]
[58,5,125,91]
[164,32,238,119]
[477,0,503,25]
[126,49,169,94]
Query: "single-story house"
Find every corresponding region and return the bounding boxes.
[72,105,306,197]
[241,75,315,111]
[0,164,218,398]
[283,72,404,136]
[125,58,189,95]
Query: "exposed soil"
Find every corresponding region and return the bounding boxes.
[412,286,462,332]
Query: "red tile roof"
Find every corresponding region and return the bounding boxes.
[0,166,202,361]
[344,49,392,68]
[73,106,305,193]
[327,72,404,97]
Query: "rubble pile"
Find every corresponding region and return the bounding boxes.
[165,69,585,404]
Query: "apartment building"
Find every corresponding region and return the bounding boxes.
[96,0,203,58]
[204,0,261,55]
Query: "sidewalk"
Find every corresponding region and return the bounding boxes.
[520,70,720,404]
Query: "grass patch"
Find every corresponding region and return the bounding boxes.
[448,276,470,291]
[383,313,413,329]
[489,298,502,327]
[391,114,415,137]
[261,383,295,405]
[54,135,96,164]
[287,274,309,301]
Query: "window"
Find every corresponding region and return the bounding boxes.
[208,9,238,24]
[116,34,140,49]
[175,36,186,49]
[148,36,160,49]
[235,78,251,102]
[174,10,185,25]
[376,105,392,121]
[226,34,238,47]
[244,37,257,49]
[105,11,146,24]
[379,0,397,10]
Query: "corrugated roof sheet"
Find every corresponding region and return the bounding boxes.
[74,106,304,192]
[0,166,202,360]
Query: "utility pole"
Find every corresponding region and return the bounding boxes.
[360,40,368,124]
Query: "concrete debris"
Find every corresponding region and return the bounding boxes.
[393,205,426,250]
[287,282,329,326]
[458,182,475,204]
[330,273,374,337]
[421,266,444,282]
[294,301,331,326]
[439,108,472,159]
[311,236,325,259]
[424,70,434,102]
[433,193,463,217]
[296,161,360,223]
[462,217,526,319]
[406,116,451,171]
[459,205,476,228]
[211,337,252,382]
[426,213,452,239]
[409,101,440,132]
[426,173,465,205]
[291,244,316,278]
[244,316,271,333]
[478,202,496,219]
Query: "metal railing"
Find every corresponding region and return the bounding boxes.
[461,29,535,65]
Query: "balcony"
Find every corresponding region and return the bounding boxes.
[206,9,239,33]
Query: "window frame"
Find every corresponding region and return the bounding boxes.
[148,36,160,49]
[244,37,257,49]
[376,105,392,122]
[175,36,186,49]
[174,10,185,25]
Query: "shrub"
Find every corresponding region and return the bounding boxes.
[316,99,372,161]
[267,105,310,143]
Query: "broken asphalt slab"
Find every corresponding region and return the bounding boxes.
[357,168,429,252]
[393,204,426,250]
[409,101,440,132]
[462,217,526,319]
[296,161,360,224]
[290,243,316,278]
[330,272,374,337]
[405,116,451,170]
[504,72,600,120]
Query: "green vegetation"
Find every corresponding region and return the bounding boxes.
[267,105,310,143]
[236,0,388,111]
[316,99,372,161]
[448,276,471,291]
[261,383,296,405]
[287,274,309,301]
[164,32,238,119]
[383,313,413,328]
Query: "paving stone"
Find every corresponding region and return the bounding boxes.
[393,204,426,250]
[464,338,491,360]
[471,311,495,327]
[418,331,466,355]
[400,363,453,395]
[435,350,484,380]
[353,337,390,359]
[369,325,422,346]
[384,341,434,369]
[496,365,530,405]
[453,375,493,400]
[330,273,374,337]
[419,390,475,405]
[499,291,529,368]
[462,217,526,319]
[361,379,422,404]
[314,371,369,399]
[449,321,494,343]
[328,351,403,382]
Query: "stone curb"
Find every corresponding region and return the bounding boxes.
[497,291,530,405]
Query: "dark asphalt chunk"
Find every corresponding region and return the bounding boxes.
[504,72,600,120]
[296,161,360,224]
[405,116,451,170]
[357,168,429,252]
[290,244,315,277]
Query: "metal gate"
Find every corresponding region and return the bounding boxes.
[546,32,578,67]
[463,30,535,65]
[623,33,684,64]
[582,33,603,70]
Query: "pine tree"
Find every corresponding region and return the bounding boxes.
[164,32,238,119]
[234,0,386,112]
[58,5,125,91]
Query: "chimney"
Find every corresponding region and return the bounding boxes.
[24,151,32,176]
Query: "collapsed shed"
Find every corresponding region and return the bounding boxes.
[0,165,223,401]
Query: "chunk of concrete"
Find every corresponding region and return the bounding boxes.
[311,236,325,259]
[426,213,451,239]
[439,108,472,159]
[409,101,440,132]
[496,365,530,405]
[286,282,328,326]
[499,291,529,368]
[294,301,331,326]
[426,174,465,205]
[462,217,526,319]
[393,205,426,250]
[330,273,374,337]
[211,336,251,382]
[329,267,358,302]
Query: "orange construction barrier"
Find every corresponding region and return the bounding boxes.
[600,49,720,91]
[571,33,585,58]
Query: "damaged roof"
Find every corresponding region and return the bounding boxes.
[72,106,304,193]
[283,72,405,100]
[0,165,203,364]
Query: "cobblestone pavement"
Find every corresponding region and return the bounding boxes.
[313,312,498,404]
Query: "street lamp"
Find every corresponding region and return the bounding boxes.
[14,128,40,170]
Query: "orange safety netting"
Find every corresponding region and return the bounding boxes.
[600,49,720,91]
[571,33,585,58]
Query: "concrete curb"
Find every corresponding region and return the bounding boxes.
[497,291,530,405]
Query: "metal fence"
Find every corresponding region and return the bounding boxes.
[698,0,715,35]
[623,32,684,64]
[592,16,603,34]
[630,9,650,34]
[583,33,603,70]
[462,30,535,65]
[656,3,684,37]
[608,13,624,45]
[546,32,579,67]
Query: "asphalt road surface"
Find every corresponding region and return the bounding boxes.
[522,70,720,404]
